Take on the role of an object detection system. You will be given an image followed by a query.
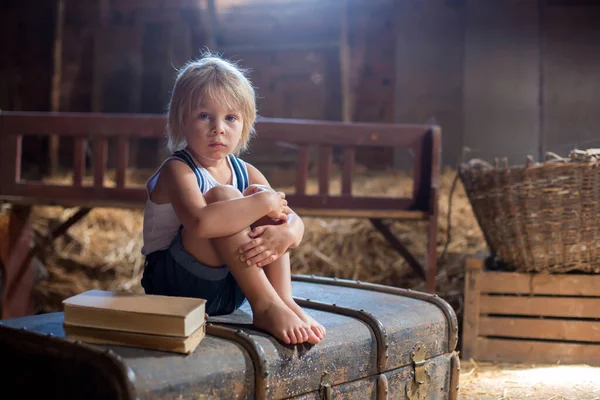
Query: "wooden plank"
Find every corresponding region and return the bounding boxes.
[479,317,600,343]
[532,274,600,296]
[465,255,486,271]
[371,219,426,280]
[205,0,217,49]
[3,184,424,216]
[49,0,65,176]
[476,337,600,365]
[1,112,431,148]
[256,119,426,147]
[4,184,146,208]
[0,195,145,211]
[293,209,427,220]
[479,271,600,296]
[72,137,86,187]
[2,206,34,319]
[116,137,129,189]
[339,0,353,123]
[295,145,309,195]
[341,147,355,195]
[2,113,166,137]
[214,42,340,53]
[318,146,332,195]
[0,133,20,193]
[286,194,415,212]
[412,138,423,201]
[426,191,438,294]
[93,138,108,188]
[461,261,482,360]
[14,135,21,183]
[480,296,600,319]
[478,272,532,294]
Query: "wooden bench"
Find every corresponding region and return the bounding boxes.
[0,111,441,318]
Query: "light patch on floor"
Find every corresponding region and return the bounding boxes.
[459,360,600,400]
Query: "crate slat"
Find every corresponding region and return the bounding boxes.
[479,317,600,343]
[479,271,600,296]
[463,256,600,365]
[476,338,600,365]
[480,296,600,319]
[461,258,482,361]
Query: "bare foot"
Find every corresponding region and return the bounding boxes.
[252,300,314,345]
[284,299,326,344]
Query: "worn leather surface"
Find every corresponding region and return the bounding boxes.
[1,279,453,399]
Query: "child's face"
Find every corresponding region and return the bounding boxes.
[184,94,243,160]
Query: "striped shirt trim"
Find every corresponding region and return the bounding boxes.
[173,149,205,192]
[229,155,249,192]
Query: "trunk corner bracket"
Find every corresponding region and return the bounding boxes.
[406,342,431,400]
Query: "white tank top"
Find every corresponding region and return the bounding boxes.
[141,149,249,256]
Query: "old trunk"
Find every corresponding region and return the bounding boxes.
[0,276,459,399]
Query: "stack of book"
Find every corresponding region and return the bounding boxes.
[62,290,207,354]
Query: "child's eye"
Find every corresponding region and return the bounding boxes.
[226,115,237,122]
[198,113,210,120]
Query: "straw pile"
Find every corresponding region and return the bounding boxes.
[18,167,486,317]
[459,359,600,399]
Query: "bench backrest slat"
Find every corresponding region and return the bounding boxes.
[342,147,355,196]
[0,112,440,218]
[318,146,333,196]
[93,138,108,188]
[116,137,129,189]
[295,145,309,196]
[73,137,86,187]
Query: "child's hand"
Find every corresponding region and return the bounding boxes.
[243,184,272,196]
[244,185,289,221]
[238,225,292,268]
[262,191,289,222]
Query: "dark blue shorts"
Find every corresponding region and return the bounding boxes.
[141,230,246,316]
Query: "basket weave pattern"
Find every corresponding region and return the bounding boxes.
[459,154,600,273]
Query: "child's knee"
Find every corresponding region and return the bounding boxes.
[242,184,270,197]
[204,185,243,204]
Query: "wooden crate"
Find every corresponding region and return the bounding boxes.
[462,255,600,365]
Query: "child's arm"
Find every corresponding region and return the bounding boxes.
[247,163,305,248]
[237,163,305,267]
[160,160,287,238]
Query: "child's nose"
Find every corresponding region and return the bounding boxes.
[212,120,225,134]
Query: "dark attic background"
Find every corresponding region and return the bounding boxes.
[2,2,600,397]
[2,0,600,336]
[2,0,600,173]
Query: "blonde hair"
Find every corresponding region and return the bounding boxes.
[166,54,256,155]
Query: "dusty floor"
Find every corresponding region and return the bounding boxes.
[459,360,600,400]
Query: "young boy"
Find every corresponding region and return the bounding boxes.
[140,54,325,345]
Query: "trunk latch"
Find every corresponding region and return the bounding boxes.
[320,371,332,400]
[406,342,431,400]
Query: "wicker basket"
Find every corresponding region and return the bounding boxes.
[458,149,600,274]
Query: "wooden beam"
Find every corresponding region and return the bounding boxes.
[339,0,353,122]
[221,42,340,53]
[206,0,218,50]
[49,0,65,176]
[370,218,427,280]
[92,0,110,113]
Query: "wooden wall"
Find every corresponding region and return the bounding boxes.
[2,0,600,172]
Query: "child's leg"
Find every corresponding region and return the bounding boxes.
[261,253,326,341]
[183,185,311,345]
